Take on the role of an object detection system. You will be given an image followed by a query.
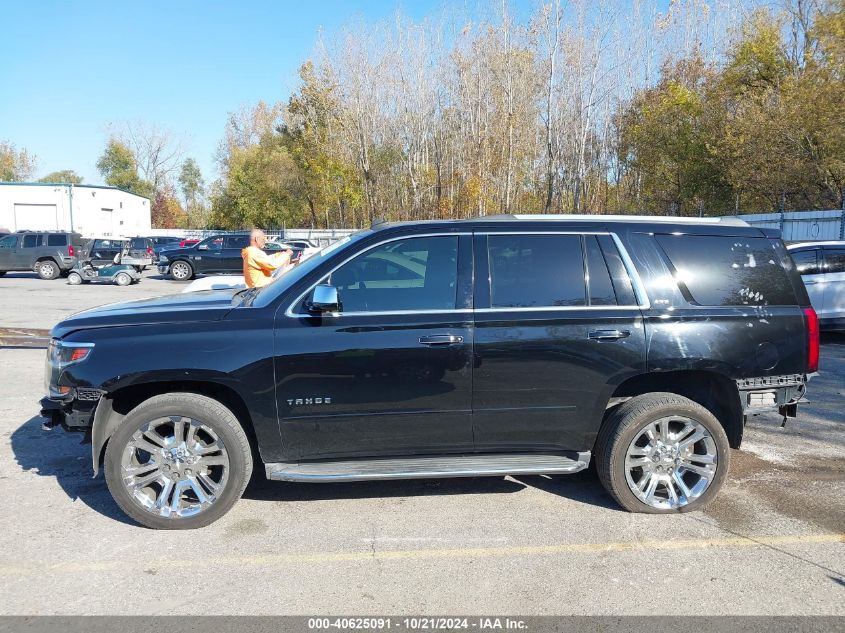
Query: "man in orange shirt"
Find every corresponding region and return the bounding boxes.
[241,229,293,288]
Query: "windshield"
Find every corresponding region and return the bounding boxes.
[252,233,363,308]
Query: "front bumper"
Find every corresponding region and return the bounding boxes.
[40,392,100,432]
[157,264,170,275]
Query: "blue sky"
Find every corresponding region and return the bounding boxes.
[0,0,455,185]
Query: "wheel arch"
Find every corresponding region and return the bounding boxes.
[91,379,259,475]
[600,369,744,449]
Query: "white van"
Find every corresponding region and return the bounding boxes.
[788,241,845,331]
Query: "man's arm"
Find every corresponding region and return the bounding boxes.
[251,248,292,272]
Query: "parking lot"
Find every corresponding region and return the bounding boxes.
[0,271,843,615]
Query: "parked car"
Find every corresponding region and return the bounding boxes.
[41,215,816,529]
[0,230,85,279]
[180,244,321,293]
[127,237,155,269]
[158,234,291,280]
[788,241,845,331]
[149,236,183,258]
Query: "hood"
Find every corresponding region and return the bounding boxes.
[51,288,242,338]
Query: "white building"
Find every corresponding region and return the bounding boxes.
[0,182,151,238]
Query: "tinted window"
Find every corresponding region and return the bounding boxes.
[22,234,41,248]
[824,248,845,274]
[0,235,16,249]
[129,237,148,249]
[596,235,637,305]
[225,235,249,249]
[46,234,67,247]
[656,235,796,306]
[488,234,585,308]
[585,236,616,306]
[328,235,458,312]
[790,249,821,275]
[200,237,223,250]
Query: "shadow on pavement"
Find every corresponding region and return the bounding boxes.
[10,414,135,526]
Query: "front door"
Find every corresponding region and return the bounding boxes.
[471,232,646,452]
[223,235,250,272]
[273,233,474,461]
[192,236,224,273]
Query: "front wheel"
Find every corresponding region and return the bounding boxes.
[595,392,729,513]
[104,393,253,529]
[67,272,83,285]
[170,260,194,281]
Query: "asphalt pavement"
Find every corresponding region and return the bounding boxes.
[0,271,842,614]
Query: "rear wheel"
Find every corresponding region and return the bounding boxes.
[36,259,60,280]
[170,260,194,281]
[104,393,253,529]
[595,392,729,513]
[67,272,83,285]
[114,272,132,286]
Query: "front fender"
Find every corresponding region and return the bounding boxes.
[90,396,123,476]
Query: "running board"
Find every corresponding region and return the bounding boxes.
[264,452,591,483]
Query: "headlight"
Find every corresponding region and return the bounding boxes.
[48,339,94,367]
[159,254,169,263]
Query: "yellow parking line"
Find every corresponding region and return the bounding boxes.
[0,533,842,576]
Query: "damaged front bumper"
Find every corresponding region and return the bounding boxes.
[40,388,103,433]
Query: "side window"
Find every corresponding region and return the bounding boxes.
[655,235,796,306]
[488,234,585,308]
[824,248,845,274]
[22,234,41,248]
[328,235,458,312]
[225,235,249,249]
[200,237,223,251]
[0,235,17,249]
[585,236,616,306]
[790,249,820,275]
[47,234,67,247]
[596,235,638,305]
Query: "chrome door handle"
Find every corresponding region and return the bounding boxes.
[588,329,631,341]
[419,334,464,346]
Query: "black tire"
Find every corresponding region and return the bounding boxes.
[0,271,6,277]
[595,392,729,514]
[104,393,253,530]
[169,260,194,281]
[36,259,60,280]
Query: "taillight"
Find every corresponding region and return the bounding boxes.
[147,247,153,255]
[68,245,75,257]
[804,307,819,373]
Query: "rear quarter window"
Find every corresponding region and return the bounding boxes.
[824,248,845,274]
[47,234,67,247]
[655,234,797,307]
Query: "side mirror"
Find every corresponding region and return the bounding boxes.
[308,284,341,313]
[197,243,209,251]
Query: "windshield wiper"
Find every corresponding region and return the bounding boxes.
[231,287,259,305]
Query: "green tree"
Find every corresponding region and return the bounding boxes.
[178,158,204,207]
[0,142,37,181]
[38,170,83,184]
[96,139,154,199]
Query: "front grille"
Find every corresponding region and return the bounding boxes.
[76,388,103,401]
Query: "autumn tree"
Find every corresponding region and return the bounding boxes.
[0,142,37,181]
[39,170,83,184]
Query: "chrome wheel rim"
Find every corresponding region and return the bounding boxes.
[68,273,81,285]
[171,262,190,280]
[39,262,55,277]
[624,416,718,510]
[116,273,130,286]
[120,416,230,519]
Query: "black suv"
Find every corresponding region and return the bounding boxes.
[41,216,816,529]
[157,234,252,280]
[0,231,85,279]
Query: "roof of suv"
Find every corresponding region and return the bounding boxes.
[788,240,845,249]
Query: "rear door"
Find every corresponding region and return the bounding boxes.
[18,233,43,268]
[471,231,647,452]
[789,248,824,312]
[223,235,250,271]
[821,247,845,327]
